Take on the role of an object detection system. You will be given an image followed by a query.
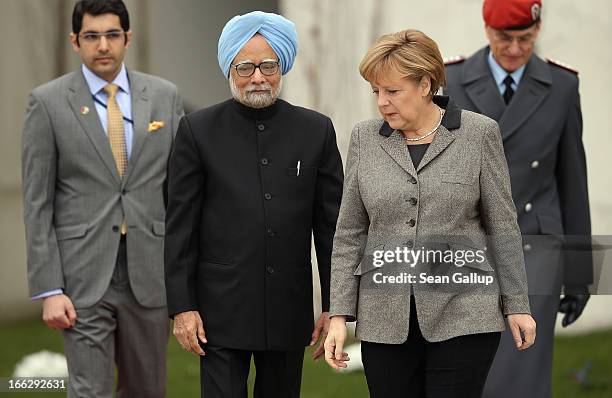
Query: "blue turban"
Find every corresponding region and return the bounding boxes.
[217,11,298,78]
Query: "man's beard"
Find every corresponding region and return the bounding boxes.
[230,76,282,109]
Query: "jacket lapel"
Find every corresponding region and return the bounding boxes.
[416,126,455,172]
[122,70,151,186]
[378,95,461,176]
[462,48,505,122]
[67,71,121,184]
[417,96,460,172]
[379,125,417,178]
[498,55,552,141]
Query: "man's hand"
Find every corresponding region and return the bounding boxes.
[42,294,76,330]
[507,313,536,350]
[559,294,590,327]
[310,311,330,361]
[173,311,207,356]
[324,316,350,370]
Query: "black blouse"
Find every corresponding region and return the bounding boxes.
[407,143,430,169]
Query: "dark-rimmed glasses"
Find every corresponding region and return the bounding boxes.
[231,61,279,77]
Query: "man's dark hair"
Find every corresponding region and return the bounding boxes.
[72,0,130,37]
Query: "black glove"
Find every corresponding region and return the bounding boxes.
[559,294,590,327]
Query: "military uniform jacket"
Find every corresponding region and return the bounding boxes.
[164,98,344,351]
[445,47,592,290]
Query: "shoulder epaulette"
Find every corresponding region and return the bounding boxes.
[546,57,578,75]
[444,55,465,66]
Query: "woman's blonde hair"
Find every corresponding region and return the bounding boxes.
[359,29,446,100]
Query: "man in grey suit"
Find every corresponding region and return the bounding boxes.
[445,0,592,397]
[22,1,183,396]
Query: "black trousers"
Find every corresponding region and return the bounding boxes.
[361,299,501,398]
[199,346,304,398]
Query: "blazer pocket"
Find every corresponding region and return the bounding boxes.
[537,213,564,236]
[55,223,89,241]
[447,242,494,272]
[354,243,386,275]
[152,221,165,237]
[441,174,475,185]
[201,259,236,267]
[286,166,316,178]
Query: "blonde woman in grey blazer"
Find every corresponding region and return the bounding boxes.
[324,30,536,398]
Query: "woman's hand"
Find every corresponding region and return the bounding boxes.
[324,316,350,369]
[507,313,536,350]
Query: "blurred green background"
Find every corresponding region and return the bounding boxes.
[1,319,610,397]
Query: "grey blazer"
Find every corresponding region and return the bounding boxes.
[329,96,530,344]
[22,69,183,309]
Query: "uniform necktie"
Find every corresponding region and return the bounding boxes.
[503,75,515,105]
[103,83,128,234]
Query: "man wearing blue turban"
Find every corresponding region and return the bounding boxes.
[217,10,298,78]
[164,11,344,398]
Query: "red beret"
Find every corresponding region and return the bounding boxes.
[483,0,542,30]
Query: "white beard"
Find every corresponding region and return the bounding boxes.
[230,76,283,109]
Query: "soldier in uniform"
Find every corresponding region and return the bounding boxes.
[444,1,592,397]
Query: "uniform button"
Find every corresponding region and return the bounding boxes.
[406,240,414,248]
[261,158,269,165]
[531,160,539,169]
[112,225,119,232]
[267,266,275,274]
[524,244,532,252]
[409,197,417,205]
[267,228,275,237]
[525,202,533,213]
[258,124,265,131]
[409,176,417,184]
[407,219,416,227]
[264,193,272,200]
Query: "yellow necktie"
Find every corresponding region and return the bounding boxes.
[103,84,128,234]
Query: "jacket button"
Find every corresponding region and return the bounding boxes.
[112,225,119,232]
[264,193,272,200]
[409,197,417,205]
[524,243,532,251]
[261,158,269,165]
[531,160,539,169]
[258,124,265,131]
[406,240,414,248]
[407,219,416,227]
[525,202,533,212]
[409,176,417,184]
[267,266,274,274]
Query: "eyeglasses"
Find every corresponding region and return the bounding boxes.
[78,30,126,44]
[231,61,279,77]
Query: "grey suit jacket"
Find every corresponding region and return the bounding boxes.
[329,96,530,344]
[22,68,183,309]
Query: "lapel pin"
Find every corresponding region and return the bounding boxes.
[148,121,165,132]
[80,106,89,115]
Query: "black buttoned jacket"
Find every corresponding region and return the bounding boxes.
[164,98,343,350]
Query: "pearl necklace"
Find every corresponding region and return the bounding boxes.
[403,107,445,142]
